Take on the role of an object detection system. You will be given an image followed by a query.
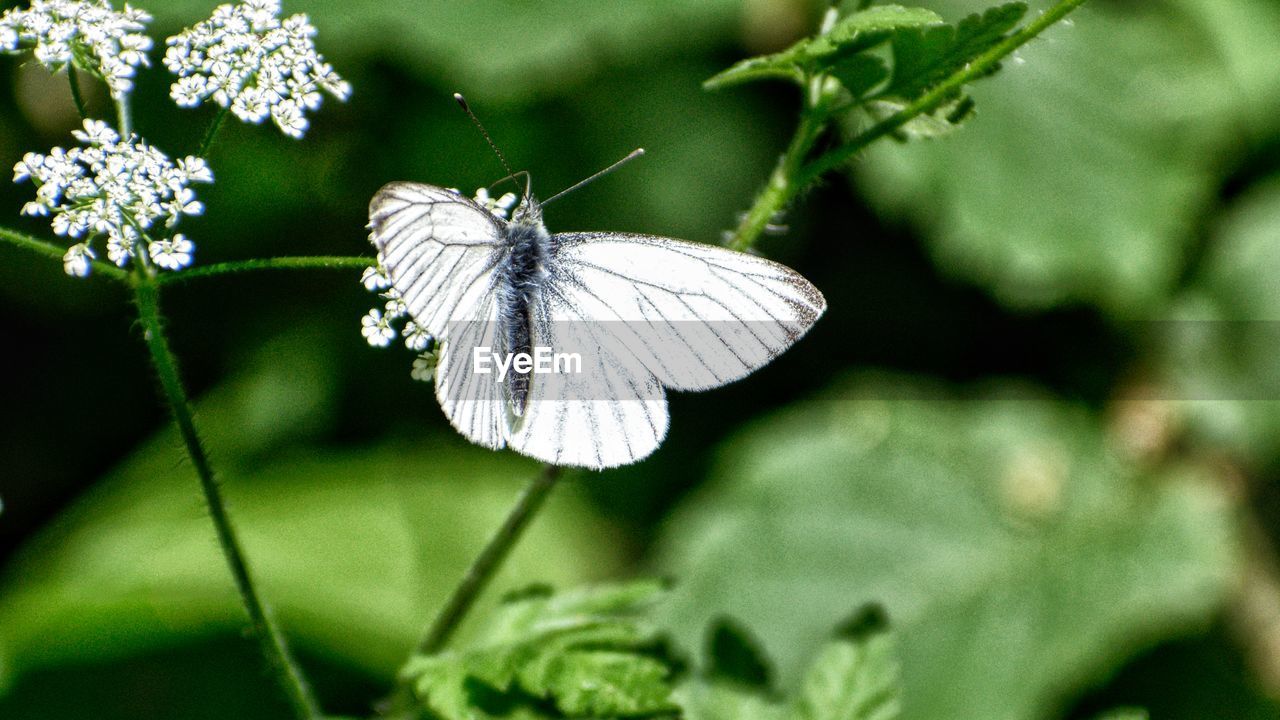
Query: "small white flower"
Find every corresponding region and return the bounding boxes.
[106,233,134,265]
[148,233,194,270]
[166,186,203,218]
[403,321,431,351]
[360,265,390,291]
[171,74,206,106]
[62,242,94,277]
[71,118,118,145]
[178,156,213,183]
[473,187,517,220]
[383,291,407,319]
[361,308,394,347]
[164,0,349,138]
[411,351,438,382]
[15,118,213,277]
[0,1,154,98]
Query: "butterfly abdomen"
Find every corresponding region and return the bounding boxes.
[497,212,553,416]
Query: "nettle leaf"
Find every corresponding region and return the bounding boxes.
[704,5,942,89]
[400,580,678,719]
[852,0,1280,314]
[795,607,900,720]
[656,372,1238,720]
[865,95,976,139]
[679,608,901,720]
[881,2,1027,101]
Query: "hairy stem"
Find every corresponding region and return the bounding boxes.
[156,255,373,285]
[727,108,824,252]
[198,106,230,157]
[725,0,1089,251]
[67,67,88,121]
[418,464,563,654]
[132,275,321,720]
[0,224,129,281]
[116,94,132,137]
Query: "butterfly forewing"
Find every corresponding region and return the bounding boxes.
[369,183,506,334]
[370,182,511,450]
[543,232,826,392]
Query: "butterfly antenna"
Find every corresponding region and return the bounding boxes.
[453,93,527,198]
[541,148,645,206]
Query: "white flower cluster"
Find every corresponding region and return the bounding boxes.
[163,0,350,139]
[360,188,517,382]
[14,118,213,277]
[0,1,153,98]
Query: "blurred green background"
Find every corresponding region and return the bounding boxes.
[1,0,1279,718]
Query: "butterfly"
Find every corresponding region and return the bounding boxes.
[369,146,825,470]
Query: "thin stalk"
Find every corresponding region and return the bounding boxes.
[67,66,88,121]
[724,8,839,252]
[116,93,132,137]
[726,108,824,252]
[132,274,321,720]
[0,224,129,281]
[156,255,373,285]
[197,106,230,157]
[418,464,563,654]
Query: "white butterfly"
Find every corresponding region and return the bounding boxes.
[368,182,826,469]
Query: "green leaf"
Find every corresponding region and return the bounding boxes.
[705,6,942,89]
[654,372,1239,720]
[539,650,674,716]
[880,3,1027,101]
[680,610,900,720]
[828,55,891,100]
[865,95,975,139]
[401,581,677,719]
[707,619,774,689]
[795,608,900,720]
[855,0,1280,314]
[677,682,787,720]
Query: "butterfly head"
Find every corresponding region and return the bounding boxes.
[510,194,545,229]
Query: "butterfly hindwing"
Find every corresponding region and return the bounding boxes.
[506,285,669,468]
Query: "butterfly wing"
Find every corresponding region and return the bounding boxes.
[541,232,826,391]
[369,182,510,449]
[506,289,669,469]
[369,182,506,333]
[506,232,824,469]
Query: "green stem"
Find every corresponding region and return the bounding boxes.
[197,106,230,157]
[726,108,824,252]
[418,464,563,654]
[67,67,88,121]
[156,255,373,285]
[116,93,132,137]
[0,225,129,281]
[799,0,1089,183]
[132,275,321,720]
